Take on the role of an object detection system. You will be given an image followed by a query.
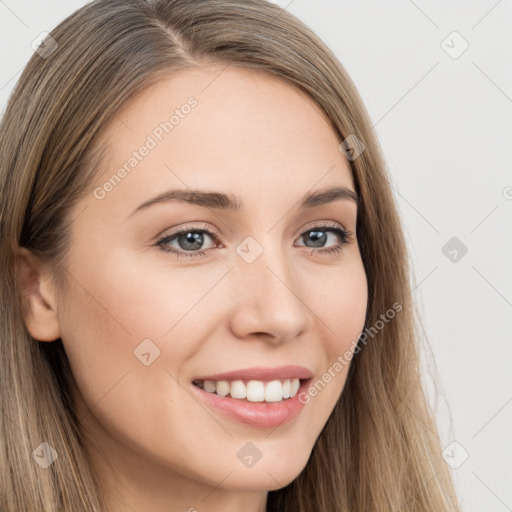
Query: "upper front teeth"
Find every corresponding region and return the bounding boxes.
[197,378,301,402]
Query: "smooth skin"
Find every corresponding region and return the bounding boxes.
[17,65,368,512]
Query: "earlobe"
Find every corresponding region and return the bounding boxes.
[15,246,61,342]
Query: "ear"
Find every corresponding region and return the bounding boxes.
[15,246,61,342]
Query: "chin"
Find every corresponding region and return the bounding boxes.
[213,444,312,491]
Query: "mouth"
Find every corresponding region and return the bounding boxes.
[192,377,304,403]
[189,366,314,429]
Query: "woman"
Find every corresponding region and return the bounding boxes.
[0,0,461,510]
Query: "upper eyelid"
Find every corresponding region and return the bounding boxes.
[160,220,349,237]
[158,223,221,243]
[157,221,351,247]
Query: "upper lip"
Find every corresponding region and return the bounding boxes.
[193,365,314,382]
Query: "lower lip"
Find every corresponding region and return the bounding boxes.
[190,379,311,429]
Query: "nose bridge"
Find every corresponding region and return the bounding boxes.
[229,234,311,340]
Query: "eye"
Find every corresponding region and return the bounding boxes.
[295,222,353,256]
[156,223,220,259]
[155,222,353,259]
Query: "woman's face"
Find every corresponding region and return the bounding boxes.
[35,66,367,506]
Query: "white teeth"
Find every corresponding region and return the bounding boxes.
[264,380,283,402]
[216,380,230,397]
[204,380,216,393]
[196,378,302,402]
[290,378,300,397]
[282,379,290,399]
[230,380,247,399]
[246,380,265,402]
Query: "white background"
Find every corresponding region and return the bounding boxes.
[1,1,511,510]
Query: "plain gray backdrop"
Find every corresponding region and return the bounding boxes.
[1,1,511,510]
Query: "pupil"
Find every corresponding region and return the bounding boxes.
[308,230,326,248]
[181,232,203,250]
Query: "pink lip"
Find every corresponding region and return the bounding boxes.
[190,377,312,429]
[193,365,314,382]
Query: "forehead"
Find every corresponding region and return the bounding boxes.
[89,65,354,215]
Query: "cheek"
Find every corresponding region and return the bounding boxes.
[57,249,229,393]
[56,254,210,465]
[63,244,220,338]
[301,262,367,408]
[317,263,368,350]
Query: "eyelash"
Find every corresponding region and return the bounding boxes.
[155,222,353,259]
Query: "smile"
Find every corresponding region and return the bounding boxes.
[189,366,313,428]
[192,378,301,402]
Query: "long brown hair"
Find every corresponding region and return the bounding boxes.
[0,0,461,510]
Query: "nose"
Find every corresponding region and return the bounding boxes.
[228,243,313,344]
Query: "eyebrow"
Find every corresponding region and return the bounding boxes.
[127,185,359,219]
